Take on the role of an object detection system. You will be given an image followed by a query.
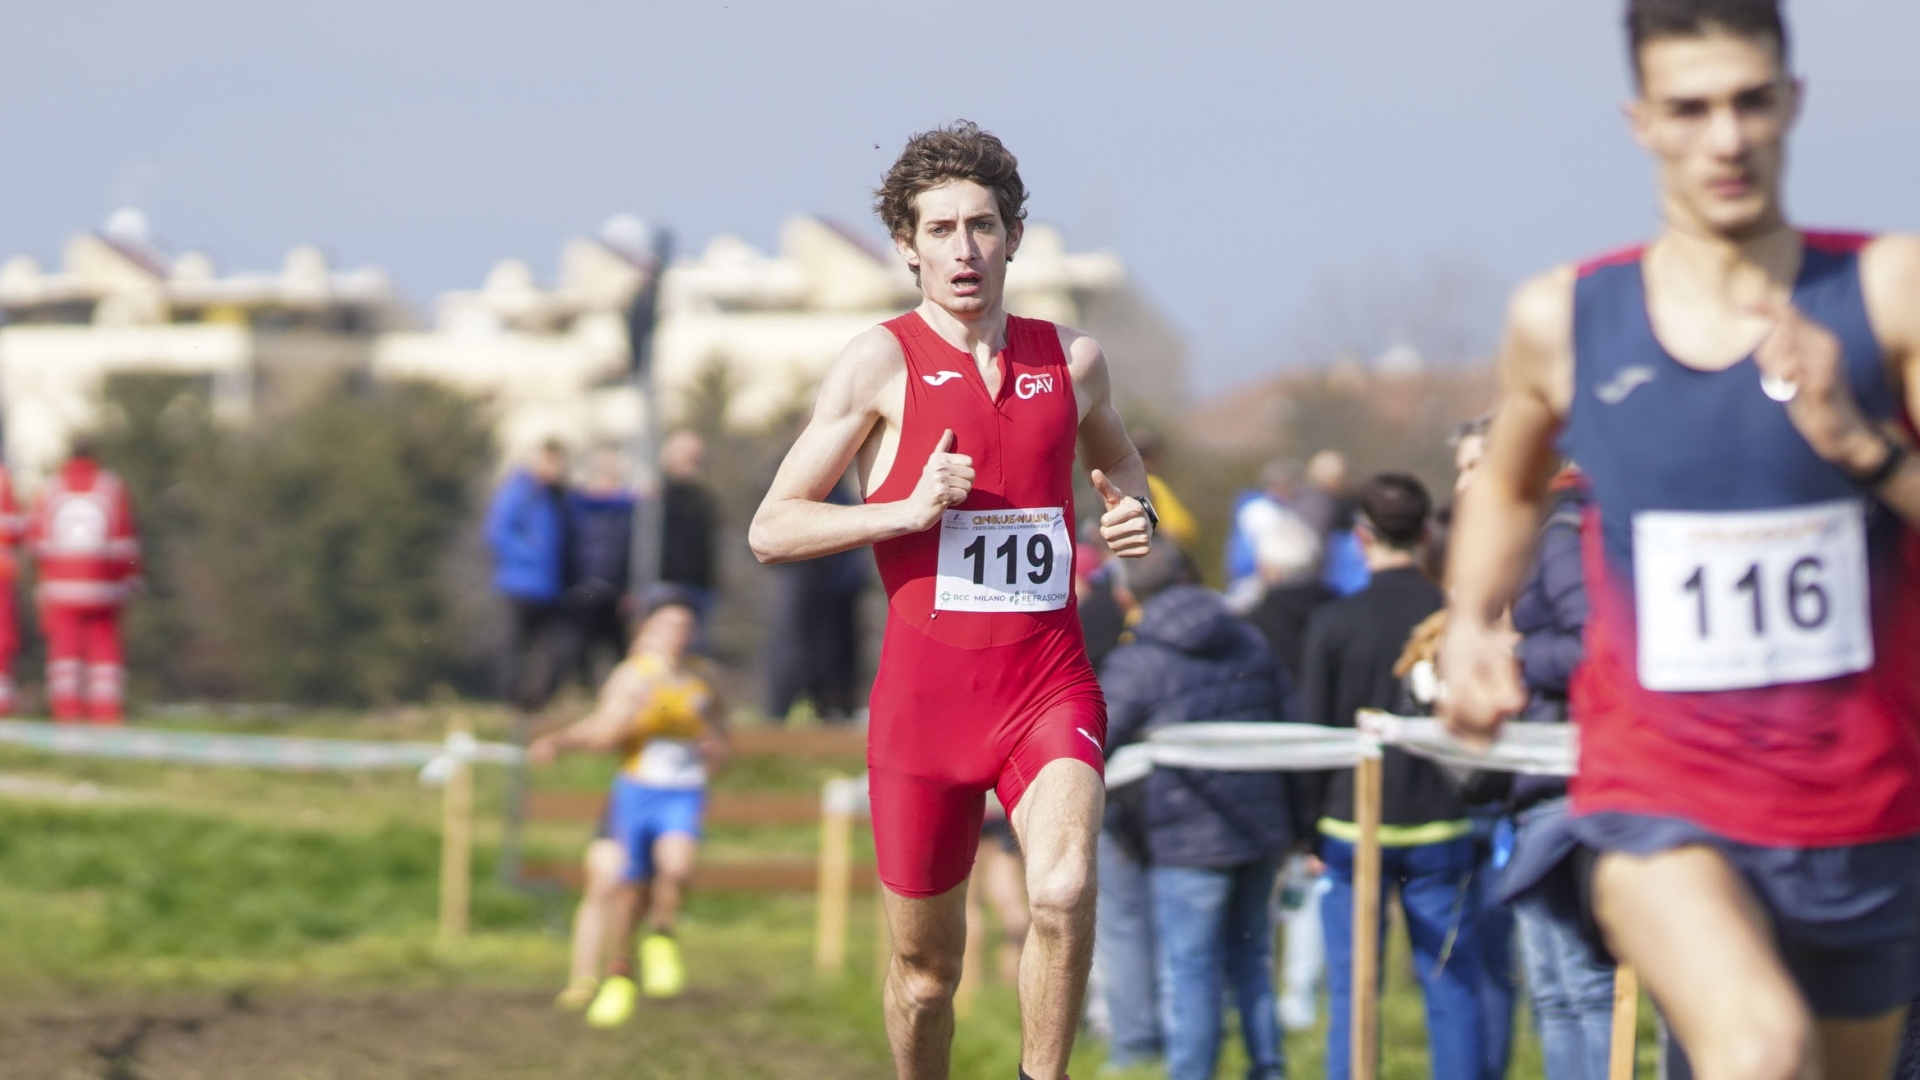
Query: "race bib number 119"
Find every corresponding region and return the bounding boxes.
[936,507,1073,612]
[1633,499,1873,692]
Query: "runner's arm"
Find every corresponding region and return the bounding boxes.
[750,328,971,563]
[1851,235,1920,528]
[1066,332,1150,502]
[691,658,732,771]
[1438,268,1575,743]
[530,663,648,759]
[1065,331,1153,557]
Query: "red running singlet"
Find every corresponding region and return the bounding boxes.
[864,312,1107,897]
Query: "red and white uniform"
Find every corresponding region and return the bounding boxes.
[0,467,24,715]
[865,313,1107,897]
[30,457,141,723]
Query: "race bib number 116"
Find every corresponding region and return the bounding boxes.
[936,507,1073,612]
[1633,499,1873,692]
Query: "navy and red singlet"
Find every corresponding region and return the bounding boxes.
[865,312,1107,898]
[1563,232,1920,848]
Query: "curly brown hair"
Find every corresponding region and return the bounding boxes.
[873,120,1028,246]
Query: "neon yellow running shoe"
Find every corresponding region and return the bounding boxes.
[640,933,685,998]
[554,978,597,1012]
[585,974,637,1028]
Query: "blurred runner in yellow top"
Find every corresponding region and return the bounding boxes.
[531,596,729,1026]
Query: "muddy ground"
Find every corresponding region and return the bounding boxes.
[0,984,891,1080]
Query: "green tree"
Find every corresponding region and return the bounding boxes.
[98,376,495,707]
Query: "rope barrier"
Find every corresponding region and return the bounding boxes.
[1102,712,1577,786]
[0,718,523,781]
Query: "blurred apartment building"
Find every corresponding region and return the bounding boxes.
[0,210,1185,485]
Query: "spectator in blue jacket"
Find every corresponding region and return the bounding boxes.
[1099,543,1296,1080]
[568,446,637,685]
[486,439,575,713]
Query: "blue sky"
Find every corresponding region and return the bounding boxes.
[4,1,1913,394]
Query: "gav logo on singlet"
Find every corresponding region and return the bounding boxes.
[1015,372,1056,400]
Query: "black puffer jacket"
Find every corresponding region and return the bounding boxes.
[1101,585,1298,868]
[1508,481,1590,810]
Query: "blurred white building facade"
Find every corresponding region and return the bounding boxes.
[0,212,1185,486]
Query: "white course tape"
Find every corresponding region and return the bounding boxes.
[0,719,523,776]
[1103,713,1577,788]
[821,774,871,818]
[1358,710,1577,778]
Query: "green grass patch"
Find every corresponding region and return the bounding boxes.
[0,800,537,985]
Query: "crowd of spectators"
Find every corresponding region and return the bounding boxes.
[485,434,720,715]
[1082,430,1629,1080]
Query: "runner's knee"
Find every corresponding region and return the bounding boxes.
[1690,999,1810,1080]
[890,945,963,1008]
[1025,858,1094,935]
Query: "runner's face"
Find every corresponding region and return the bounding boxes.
[1630,32,1798,239]
[640,607,695,661]
[898,180,1022,318]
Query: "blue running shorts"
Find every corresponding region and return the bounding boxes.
[606,778,706,883]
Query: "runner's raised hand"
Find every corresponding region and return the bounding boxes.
[1091,469,1151,558]
[903,429,974,531]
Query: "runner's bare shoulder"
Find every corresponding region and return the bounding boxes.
[1502,264,1579,414]
[814,325,908,420]
[1054,324,1110,412]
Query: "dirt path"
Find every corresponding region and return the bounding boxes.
[0,983,892,1080]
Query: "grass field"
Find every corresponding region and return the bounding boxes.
[0,706,1661,1079]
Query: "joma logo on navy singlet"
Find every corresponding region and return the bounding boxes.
[1015,373,1055,400]
[1596,366,1657,405]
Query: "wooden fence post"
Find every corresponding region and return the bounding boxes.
[814,777,856,974]
[1610,963,1640,1080]
[438,716,474,942]
[1352,743,1384,1080]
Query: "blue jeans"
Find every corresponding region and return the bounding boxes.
[1322,834,1485,1080]
[1095,831,1161,1067]
[1470,811,1519,1080]
[1513,801,1617,1080]
[1151,858,1286,1080]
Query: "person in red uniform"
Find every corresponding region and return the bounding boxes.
[30,438,141,723]
[0,465,24,714]
[0,464,24,715]
[1442,2,1920,1077]
[750,121,1154,1080]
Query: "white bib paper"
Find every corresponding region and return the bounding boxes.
[935,506,1073,612]
[1633,499,1873,692]
[635,738,706,789]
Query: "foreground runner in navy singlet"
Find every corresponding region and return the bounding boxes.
[750,122,1154,1080]
[1441,3,1920,1077]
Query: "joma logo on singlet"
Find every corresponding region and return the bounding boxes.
[1015,373,1055,400]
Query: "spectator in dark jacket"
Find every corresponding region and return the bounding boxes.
[764,476,870,721]
[486,439,575,712]
[1241,502,1333,682]
[568,447,637,685]
[1098,544,1294,1080]
[1507,472,1617,1080]
[1301,473,1484,1080]
[658,431,719,626]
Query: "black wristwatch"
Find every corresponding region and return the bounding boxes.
[1135,493,1160,534]
[1846,431,1909,491]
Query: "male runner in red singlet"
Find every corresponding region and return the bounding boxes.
[1441,3,1920,1077]
[751,121,1154,1080]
